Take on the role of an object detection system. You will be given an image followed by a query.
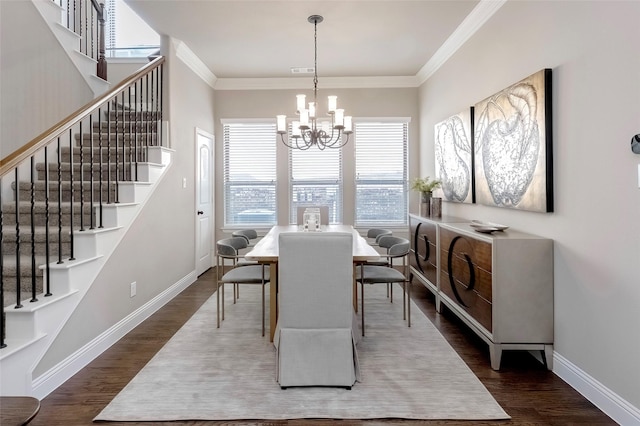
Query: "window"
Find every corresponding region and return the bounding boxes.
[223,122,277,227]
[354,121,408,227]
[105,0,160,58]
[289,142,342,224]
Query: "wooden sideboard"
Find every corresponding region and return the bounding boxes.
[409,214,554,370]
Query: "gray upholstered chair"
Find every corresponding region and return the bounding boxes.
[275,232,359,389]
[356,235,411,336]
[231,229,259,247]
[366,228,392,246]
[216,237,270,336]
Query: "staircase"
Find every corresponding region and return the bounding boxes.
[32,0,110,96]
[0,57,169,396]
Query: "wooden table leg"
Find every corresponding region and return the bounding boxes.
[352,263,358,312]
[269,262,278,342]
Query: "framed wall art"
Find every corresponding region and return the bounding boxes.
[474,68,553,212]
[434,107,475,204]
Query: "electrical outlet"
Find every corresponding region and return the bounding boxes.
[130,281,137,298]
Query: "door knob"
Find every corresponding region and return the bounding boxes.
[197,210,204,215]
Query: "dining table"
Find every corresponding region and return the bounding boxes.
[244,224,380,342]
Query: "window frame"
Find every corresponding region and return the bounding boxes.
[222,119,278,228]
[353,118,410,228]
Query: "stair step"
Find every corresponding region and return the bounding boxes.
[12,180,118,203]
[107,111,161,121]
[2,226,73,255]
[35,162,146,181]
[74,132,159,144]
[92,121,159,132]
[2,201,98,227]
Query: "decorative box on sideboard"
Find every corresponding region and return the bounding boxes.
[438,223,554,370]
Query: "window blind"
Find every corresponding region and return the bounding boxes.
[354,121,408,227]
[289,140,342,224]
[223,122,277,226]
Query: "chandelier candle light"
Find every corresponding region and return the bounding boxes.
[277,15,352,150]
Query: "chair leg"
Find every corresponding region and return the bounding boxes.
[407,279,411,328]
[216,280,220,328]
[261,283,265,337]
[361,282,365,337]
[402,281,406,320]
[222,282,225,320]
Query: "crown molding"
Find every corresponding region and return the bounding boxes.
[214,75,420,91]
[174,40,217,89]
[176,0,505,91]
[416,0,507,84]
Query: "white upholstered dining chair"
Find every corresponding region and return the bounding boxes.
[274,232,359,389]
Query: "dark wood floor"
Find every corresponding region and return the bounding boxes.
[31,268,615,425]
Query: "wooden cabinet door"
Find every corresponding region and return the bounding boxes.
[410,218,438,286]
[439,228,493,332]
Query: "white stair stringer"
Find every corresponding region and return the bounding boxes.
[31,0,110,96]
[0,146,173,396]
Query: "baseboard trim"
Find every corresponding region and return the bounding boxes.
[32,270,197,399]
[554,352,640,425]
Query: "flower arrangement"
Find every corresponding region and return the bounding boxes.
[410,176,442,194]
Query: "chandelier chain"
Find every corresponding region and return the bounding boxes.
[313,18,318,102]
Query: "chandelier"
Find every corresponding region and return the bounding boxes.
[276,15,352,150]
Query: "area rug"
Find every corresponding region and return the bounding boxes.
[94,283,509,421]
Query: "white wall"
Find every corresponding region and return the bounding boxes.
[34,36,216,376]
[419,0,640,411]
[0,0,94,158]
[213,87,419,239]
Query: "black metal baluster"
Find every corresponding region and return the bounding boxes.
[66,0,70,31]
[128,86,133,182]
[44,146,52,297]
[68,128,75,261]
[115,95,120,202]
[56,138,63,265]
[158,64,164,145]
[79,120,85,231]
[78,0,82,47]
[89,115,95,230]
[13,168,22,309]
[83,0,88,55]
[90,3,94,60]
[145,73,149,151]
[29,157,38,302]
[151,67,157,147]
[107,99,112,204]
[134,80,139,181]
[98,107,104,228]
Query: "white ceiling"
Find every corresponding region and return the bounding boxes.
[125,0,501,87]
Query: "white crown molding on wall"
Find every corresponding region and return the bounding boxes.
[174,40,217,89]
[415,0,507,84]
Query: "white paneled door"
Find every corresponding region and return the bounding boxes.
[196,129,214,276]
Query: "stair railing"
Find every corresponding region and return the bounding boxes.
[52,0,107,80]
[0,56,165,349]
